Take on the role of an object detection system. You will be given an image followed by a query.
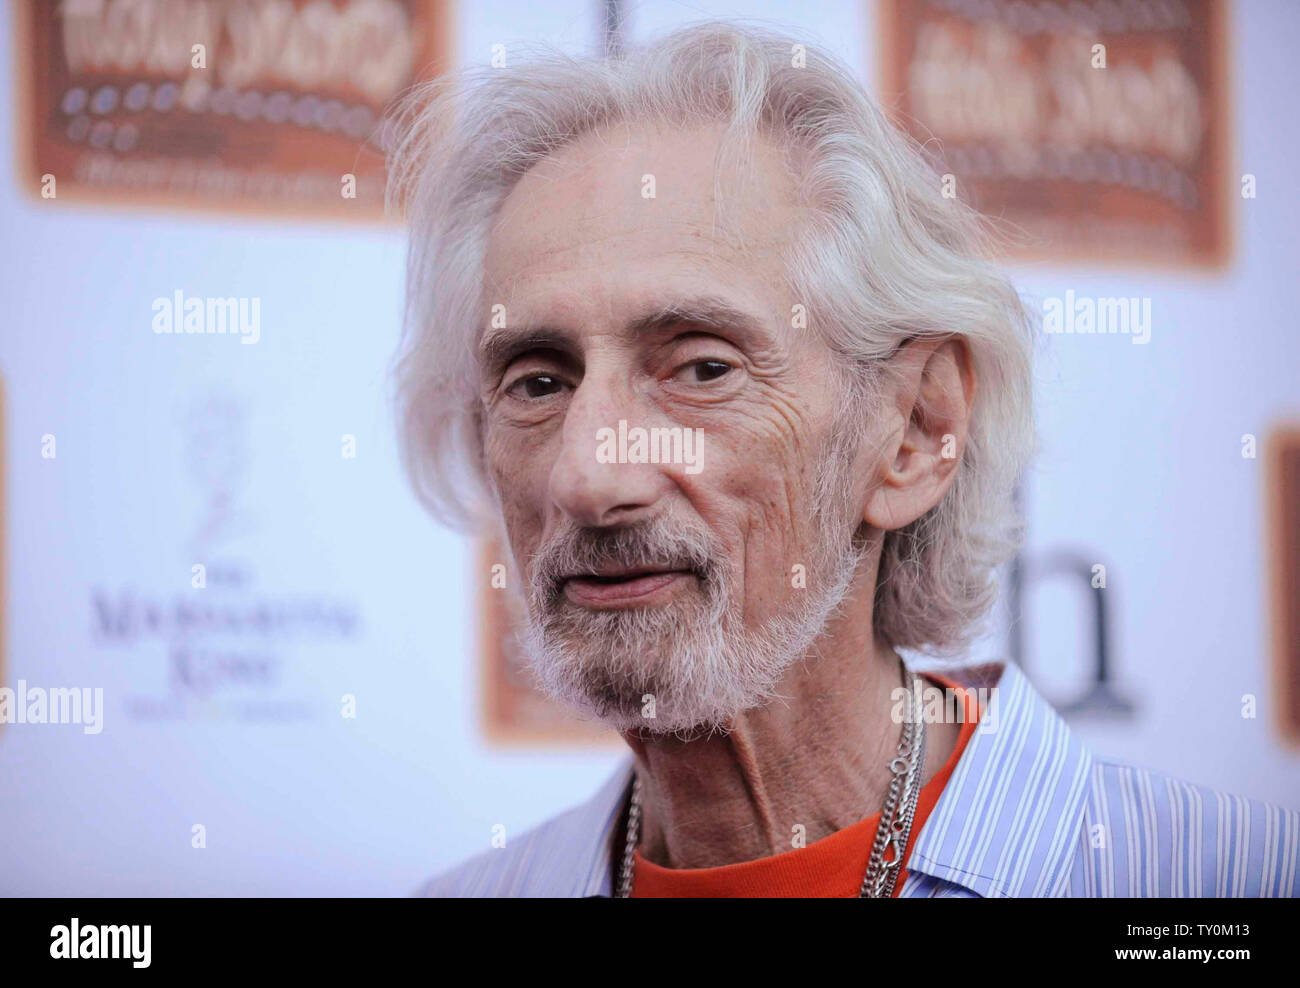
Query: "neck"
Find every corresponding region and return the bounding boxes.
[621,576,960,870]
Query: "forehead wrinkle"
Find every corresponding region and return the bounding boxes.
[492,121,800,259]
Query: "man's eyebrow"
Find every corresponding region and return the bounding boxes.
[477,328,575,373]
[476,295,772,368]
[626,296,770,339]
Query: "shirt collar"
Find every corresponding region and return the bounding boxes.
[575,661,1094,898]
[905,661,1094,897]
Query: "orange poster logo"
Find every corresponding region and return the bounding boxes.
[877,0,1230,267]
[16,0,453,220]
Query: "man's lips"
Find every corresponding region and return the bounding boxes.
[561,568,695,607]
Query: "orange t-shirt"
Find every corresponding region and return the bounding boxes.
[630,674,979,897]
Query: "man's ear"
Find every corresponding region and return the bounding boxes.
[863,336,975,532]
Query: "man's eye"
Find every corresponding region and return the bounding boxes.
[686,360,732,383]
[509,374,566,399]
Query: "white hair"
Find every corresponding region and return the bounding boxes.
[387,21,1035,655]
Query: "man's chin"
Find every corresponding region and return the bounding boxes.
[523,638,771,737]
[522,591,828,737]
[581,687,736,738]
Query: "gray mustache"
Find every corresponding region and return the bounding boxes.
[531,523,721,599]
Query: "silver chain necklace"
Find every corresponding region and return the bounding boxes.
[615,662,927,898]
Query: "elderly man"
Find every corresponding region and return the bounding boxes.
[391,24,1298,898]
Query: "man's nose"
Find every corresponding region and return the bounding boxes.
[548,380,673,528]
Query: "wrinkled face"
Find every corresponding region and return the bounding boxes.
[478,121,866,735]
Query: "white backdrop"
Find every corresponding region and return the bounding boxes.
[1,0,1297,895]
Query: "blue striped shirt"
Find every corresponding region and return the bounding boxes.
[423,662,1299,897]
